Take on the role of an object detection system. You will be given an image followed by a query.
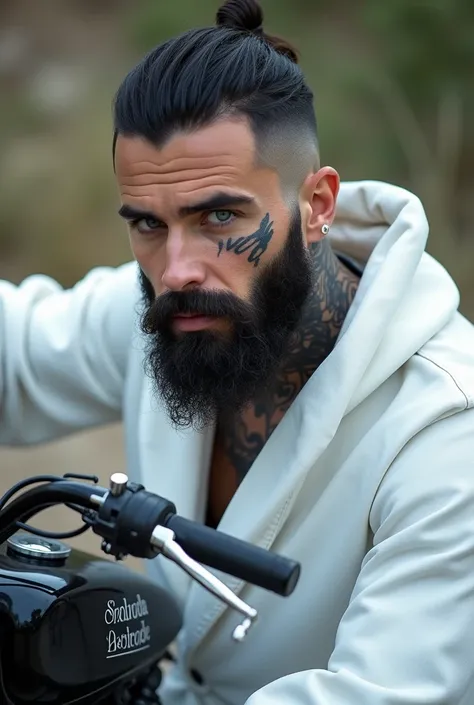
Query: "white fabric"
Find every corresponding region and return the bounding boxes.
[1,180,474,704]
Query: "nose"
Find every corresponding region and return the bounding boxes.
[161,230,206,292]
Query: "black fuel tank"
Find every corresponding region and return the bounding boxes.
[0,535,182,702]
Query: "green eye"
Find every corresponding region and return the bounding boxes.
[208,210,235,226]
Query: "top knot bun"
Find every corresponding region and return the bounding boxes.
[216,0,264,36]
[216,0,299,63]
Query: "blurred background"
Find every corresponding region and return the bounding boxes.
[0,0,473,560]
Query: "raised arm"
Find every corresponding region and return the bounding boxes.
[0,261,140,445]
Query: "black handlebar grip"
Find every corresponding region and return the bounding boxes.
[165,515,300,596]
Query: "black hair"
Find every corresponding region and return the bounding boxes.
[112,0,318,185]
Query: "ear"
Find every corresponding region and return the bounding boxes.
[300,167,340,244]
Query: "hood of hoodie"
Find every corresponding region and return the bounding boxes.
[326,179,460,413]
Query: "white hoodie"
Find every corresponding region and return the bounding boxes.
[0,180,473,705]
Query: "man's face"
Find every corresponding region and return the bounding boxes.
[114,119,313,429]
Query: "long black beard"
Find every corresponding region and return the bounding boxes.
[139,212,313,430]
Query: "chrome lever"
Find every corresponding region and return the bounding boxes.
[151,525,257,641]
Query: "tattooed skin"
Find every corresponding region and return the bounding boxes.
[217,213,274,267]
[217,240,360,484]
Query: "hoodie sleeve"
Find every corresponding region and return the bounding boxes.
[0,262,140,445]
[245,407,474,705]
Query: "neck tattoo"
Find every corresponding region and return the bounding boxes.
[218,240,360,484]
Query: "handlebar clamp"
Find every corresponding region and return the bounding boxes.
[90,479,176,560]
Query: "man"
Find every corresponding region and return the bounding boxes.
[1,1,474,703]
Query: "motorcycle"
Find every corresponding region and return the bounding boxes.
[0,470,301,704]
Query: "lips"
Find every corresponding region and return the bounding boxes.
[172,313,218,332]
[174,313,202,318]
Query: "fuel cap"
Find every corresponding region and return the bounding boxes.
[7,533,71,565]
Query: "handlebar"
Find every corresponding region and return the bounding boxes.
[166,515,299,597]
[0,473,301,640]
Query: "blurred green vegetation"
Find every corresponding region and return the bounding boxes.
[1,0,473,315]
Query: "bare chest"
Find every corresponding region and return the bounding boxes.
[205,407,285,528]
[205,439,240,528]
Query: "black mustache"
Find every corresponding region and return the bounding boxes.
[141,289,255,333]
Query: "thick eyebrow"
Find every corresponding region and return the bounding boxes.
[178,192,256,217]
[118,204,159,222]
[118,191,256,223]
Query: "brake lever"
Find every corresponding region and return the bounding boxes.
[151,525,257,642]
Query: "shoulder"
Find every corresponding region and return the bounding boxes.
[1,260,144,380]
[370,312,474,527]
[371,402,474,540]
[415,311,474,410]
